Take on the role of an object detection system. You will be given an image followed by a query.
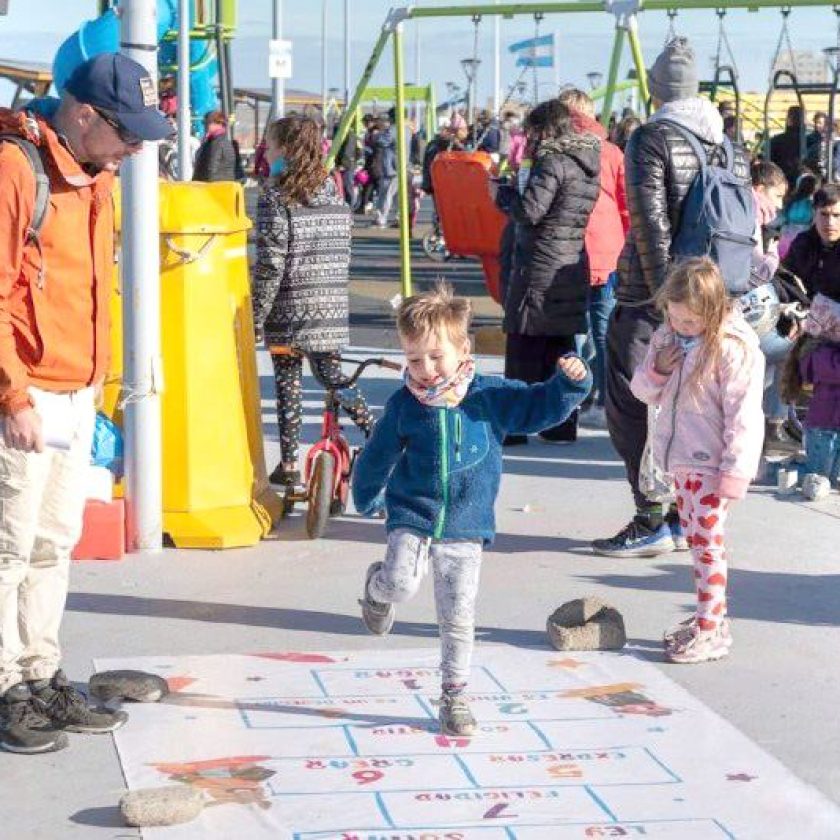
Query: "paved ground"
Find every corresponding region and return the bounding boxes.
[3,218,840,837]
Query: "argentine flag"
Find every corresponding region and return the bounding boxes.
[509,33,555,68]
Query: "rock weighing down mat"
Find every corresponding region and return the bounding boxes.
[95,647,839,838]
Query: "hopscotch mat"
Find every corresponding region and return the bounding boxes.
[95,646,840,839]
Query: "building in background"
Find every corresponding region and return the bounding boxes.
[772,50,829,85]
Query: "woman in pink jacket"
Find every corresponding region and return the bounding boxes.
[631,257,765,665]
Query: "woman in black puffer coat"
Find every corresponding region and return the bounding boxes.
[499,99,601,443]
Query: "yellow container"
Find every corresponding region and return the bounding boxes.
[108,181,282,548]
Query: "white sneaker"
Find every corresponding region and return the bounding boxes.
[665,624,731,664]
[580,405,607,429]
[664,616,732,649]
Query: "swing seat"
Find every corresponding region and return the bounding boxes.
[430,151,507,304]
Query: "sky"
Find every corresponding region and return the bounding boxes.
[1,1,839,109]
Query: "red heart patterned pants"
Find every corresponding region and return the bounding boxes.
[673,471,729,631]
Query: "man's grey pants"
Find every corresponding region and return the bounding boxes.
[605,303,662,512]
[368,528,482,686]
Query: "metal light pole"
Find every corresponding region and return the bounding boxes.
[461,57,481,125]
[493,0,501,113]
[176,0,192,179]
[344,0,351,111]
[272,0,284,119]
[121,0,162,552]
[321,0,328,116]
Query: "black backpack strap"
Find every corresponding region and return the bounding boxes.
[0,133,50,242]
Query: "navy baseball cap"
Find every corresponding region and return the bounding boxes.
[65,53,172,142]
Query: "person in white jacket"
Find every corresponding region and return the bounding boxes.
[631,257,765,665]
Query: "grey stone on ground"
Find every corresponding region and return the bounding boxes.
[89,670,169,703]
[547,597,627,651]
[120,786,204,827]
[802,473,831,501]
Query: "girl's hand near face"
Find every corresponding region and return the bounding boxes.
[654,342,684,376]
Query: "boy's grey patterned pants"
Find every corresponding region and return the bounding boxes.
[368,528,483,686]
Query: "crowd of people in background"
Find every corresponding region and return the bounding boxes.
[150,35,840,677]
[2,35,840,752]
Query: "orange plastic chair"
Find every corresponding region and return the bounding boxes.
[430,151,507,304]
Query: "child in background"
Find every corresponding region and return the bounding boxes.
[751,160,787,283]
[631,258,765,664]
[352,283,591,735]
[782,292,840,497]
[751,160,800,456]
[777,171,819,260]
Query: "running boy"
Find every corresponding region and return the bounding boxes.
[352,282,591,736]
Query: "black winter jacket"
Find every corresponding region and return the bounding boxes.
[502,134,601,337]
[782,226,840,303]
[617,114,750,306]
[193,133,237,182]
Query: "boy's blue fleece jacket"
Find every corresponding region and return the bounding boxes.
[352,368,591,544]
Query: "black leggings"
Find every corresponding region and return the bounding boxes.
[271,352,374,465]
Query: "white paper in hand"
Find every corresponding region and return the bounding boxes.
[29,389,74,451]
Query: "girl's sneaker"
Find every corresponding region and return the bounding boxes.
[665,625,731,664]
[663,616,732,649]
[439,691,476,737]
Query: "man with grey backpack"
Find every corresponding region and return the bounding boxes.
[592,37,753,558]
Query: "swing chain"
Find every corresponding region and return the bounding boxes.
[714,7,739,81]
[666,9,678,43]
[770,6,797,84]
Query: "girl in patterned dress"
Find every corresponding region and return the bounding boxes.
[252,116,373,487]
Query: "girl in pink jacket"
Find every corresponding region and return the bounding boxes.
[631,257,765,665]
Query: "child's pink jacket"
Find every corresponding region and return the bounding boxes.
[630,312,766,499]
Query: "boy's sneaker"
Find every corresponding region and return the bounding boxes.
[0,683,68,754]
[665,625,731,664]
[439,691,476,737]
[359,562,395,636]
[591,518,674,558]
[29,670,128,733]
[664,616,732,649]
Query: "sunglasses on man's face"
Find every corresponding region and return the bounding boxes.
[93,107,144,147]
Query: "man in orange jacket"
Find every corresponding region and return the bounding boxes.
[0,54,171,754]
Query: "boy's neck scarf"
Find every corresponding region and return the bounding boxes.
[405,358,476,408]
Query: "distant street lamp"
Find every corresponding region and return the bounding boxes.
[461,57,481,124]
[587,71,603,90]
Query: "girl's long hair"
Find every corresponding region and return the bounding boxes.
[266,116,327,205]
[780,333,820,404]
[654,257,732,386]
